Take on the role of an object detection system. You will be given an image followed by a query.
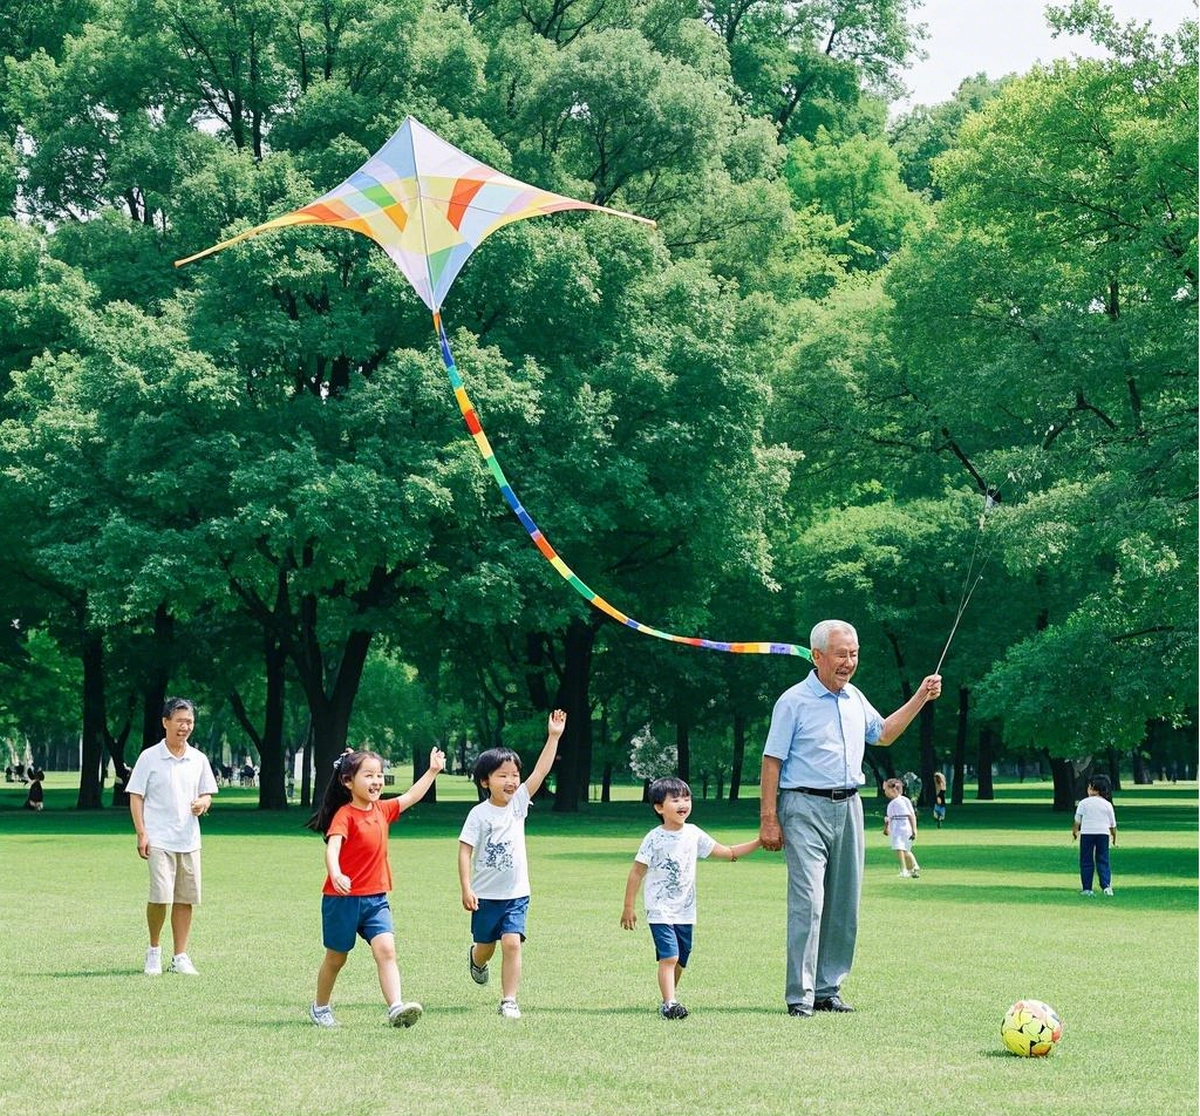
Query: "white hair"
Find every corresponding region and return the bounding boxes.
[809,619,858,651]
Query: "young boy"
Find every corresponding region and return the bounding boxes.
[883,777,919,878]
[620,776,760,1019]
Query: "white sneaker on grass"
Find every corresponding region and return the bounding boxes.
[144,946,162,976]
[388,1002,423,1028]
[309,1002,338,1028]
[1102,886,1114,896]
[898,871,911,878]
[168,953,199,975]
[468,946,489,985]
[911,866,920,878]
[498,998,521,1019]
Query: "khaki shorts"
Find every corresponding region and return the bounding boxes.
[147,848,202,905]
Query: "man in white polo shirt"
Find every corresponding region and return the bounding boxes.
[126,697,218,976]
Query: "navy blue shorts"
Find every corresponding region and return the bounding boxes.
[471,896,529,944]
[321,893,393,953]
[650,922,693,967]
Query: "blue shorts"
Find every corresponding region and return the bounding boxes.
[321,893,393,953]
[650,923,693,968]
[471,896,529,944]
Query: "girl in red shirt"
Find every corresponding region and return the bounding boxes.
[305,746,445,1027]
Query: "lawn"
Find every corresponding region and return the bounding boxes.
[1,776,1196,1116]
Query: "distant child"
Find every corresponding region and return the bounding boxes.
[458,709,567,1020]
[24,770,44,811]
[620,776,761,1019]
[305,745,446,1028]
[883,777,920,878]
[1071,774,1117,896]
[933,771,947,828]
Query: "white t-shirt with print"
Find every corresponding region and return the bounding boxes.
[459,784,532,900]
[634,823,716,925]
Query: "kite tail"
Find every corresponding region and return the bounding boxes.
[434,313,811,662]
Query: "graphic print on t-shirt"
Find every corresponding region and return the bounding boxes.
[482,834,514,873]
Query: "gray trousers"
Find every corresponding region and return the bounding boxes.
[778,790,864,1008]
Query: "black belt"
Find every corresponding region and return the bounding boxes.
[786,786,858,801]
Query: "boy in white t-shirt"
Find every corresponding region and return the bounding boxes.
[1071,774,1118,896]
[883,777,920,878]
[458,709,566,1020]
[620,777,760,1019]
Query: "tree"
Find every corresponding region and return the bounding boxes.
[885,5,1198,798]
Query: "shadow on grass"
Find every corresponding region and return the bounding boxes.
[51,969,137,979]
[867,882,1197,910]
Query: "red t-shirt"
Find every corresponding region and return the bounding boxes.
[323,798,402,895]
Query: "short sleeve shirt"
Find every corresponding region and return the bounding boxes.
[885,795,915,837]
[126,740,219,853]
[1074,796,1117,835]
[763,671,884,788]
[458,784,532,900]
[635,823,716,924]
[324,797,402,895]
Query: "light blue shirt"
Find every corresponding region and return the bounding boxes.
[763,671,884,789]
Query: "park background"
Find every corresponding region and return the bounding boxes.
[0,2,1195,1112]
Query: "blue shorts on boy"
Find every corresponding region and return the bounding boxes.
[321,893,393,952]
[650,923,694,967]
[471,896,529,943]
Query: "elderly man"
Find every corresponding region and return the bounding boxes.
[759,620,941,1016]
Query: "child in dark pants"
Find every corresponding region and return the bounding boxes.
[1071,774,1117,896]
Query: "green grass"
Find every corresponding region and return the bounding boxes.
[1,778,1196,1116]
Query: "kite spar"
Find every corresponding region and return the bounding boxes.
[177,116,812,662]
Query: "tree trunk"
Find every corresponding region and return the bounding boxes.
[1047,752,1077,811]
[976,726,995,800]
[676,719,690,783]
[730,711,748,802]
[295,626,374,803]
[77,626,107,809]
[1106,747,1123,792]
[257,638,289,808]
[553,617,594,812]
[918,701,936,808]
[952,686,968,806]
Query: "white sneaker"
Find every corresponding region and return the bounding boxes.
[168,952,199,975]
[1081,889,1094,896]
[898,871,911,878]
[468,946,489,985]
[309,1002,338,1028]
[144,946,162,976]
[911,866,920,878]
[498,998,522,1019]
[387,1001,423,1028]
[1102,886,1114,896]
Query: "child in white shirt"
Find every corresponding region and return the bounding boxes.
[1071,774,1118,895]
[883,777,920,878]
[458,709,566,1019]
[620,776,760,1019]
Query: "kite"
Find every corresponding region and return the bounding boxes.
[177,115,812,661]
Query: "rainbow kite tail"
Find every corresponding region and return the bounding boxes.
[433,313,811,662]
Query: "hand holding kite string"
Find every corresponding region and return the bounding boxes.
[177,116,812,662]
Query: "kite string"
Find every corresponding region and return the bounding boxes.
[433,314,812,661]
[934,476,1021,675]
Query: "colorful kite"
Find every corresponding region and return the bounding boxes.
[177,116,812,661]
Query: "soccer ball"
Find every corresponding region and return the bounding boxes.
[1001,999,1063,1057]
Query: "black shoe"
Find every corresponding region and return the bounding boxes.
[787,1004,813,1017]
[813,995,855,1013]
